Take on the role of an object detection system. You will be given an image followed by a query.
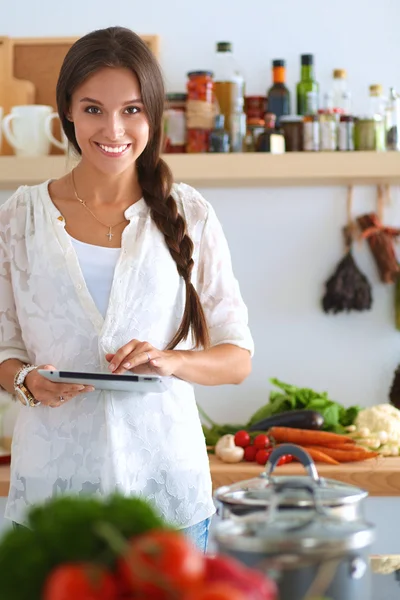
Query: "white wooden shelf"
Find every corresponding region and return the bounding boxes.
[1,152,400,190]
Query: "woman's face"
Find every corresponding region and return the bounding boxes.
[68,67,150,174]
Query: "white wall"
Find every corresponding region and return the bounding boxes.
[1,0,400,432]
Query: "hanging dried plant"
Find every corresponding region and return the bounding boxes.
[322,187,373,314]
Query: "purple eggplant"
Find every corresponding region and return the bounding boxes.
[248,409,324,432]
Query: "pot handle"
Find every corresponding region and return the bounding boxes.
[262,443,320,484]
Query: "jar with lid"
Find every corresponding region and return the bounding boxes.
[245,118,265,152]
[318,109,337,151]
[186,71,215,153]
[354,116,384,151]
[279,115,303,151]
[245,96,267,121]
[163,93,187,153]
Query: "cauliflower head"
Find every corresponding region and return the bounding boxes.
[355,404,400,439]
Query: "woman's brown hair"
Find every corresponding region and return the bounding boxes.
[56,26,209,350]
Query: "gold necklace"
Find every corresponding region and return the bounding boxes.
[71,170,127,242]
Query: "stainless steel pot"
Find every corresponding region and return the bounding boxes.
[214,445,375,600]
[214,443,367,522]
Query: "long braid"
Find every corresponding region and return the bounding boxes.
[138,157,210,350]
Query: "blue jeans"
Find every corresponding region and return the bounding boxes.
[13,517,212,553]
[180,517,211,553]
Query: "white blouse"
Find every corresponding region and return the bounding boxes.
[0,180,254,528]
[68,235,121,318]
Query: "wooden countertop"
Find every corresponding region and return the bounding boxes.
[209,454,400,496]
[1,455,400,498]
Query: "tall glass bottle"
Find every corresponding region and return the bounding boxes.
[296,54,319,116]
[267,59,290,127]
[331,69,351,114]
[369,84,386,151]
[214,42,245,143]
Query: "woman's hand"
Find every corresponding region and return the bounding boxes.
[106,340,182,377]
[25,365,95,408]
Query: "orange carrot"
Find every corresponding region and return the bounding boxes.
[302,446,379,462]
[301,447,340,465]
[268,427,356,447]
[314,443,369,452]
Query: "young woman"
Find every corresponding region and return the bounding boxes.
[0,27,253,550]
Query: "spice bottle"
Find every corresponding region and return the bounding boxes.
[369,84,386,151]
[209,115,230,152]
[256,113,285,154]
[303,91,319,151]
[318,109,337,151]
[331,69,351,115]
[267,59,290,127]
[245,118,265,152]
[296,54,319,116]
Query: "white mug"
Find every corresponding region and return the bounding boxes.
[2,105,54,157]
[44,112,68,153]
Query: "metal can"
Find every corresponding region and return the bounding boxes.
[338,115,355,151]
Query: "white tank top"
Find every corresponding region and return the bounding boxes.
[68,234,121,318]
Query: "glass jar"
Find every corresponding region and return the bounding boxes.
[245,118,265,152]
[338,115,355,151]
[244,96,267,121]
[318,110,337,151]
[186,71,215,153]
[163,93,187,154]
[354,116,385,151]
[279,115,304,151]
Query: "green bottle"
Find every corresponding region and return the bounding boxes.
[296,54,319,116]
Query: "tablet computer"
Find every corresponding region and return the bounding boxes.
[37,370,168,394]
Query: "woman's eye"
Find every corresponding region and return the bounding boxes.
[85,106,101,114]
[125,106,140,115]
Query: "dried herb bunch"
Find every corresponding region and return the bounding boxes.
[322,226,373,314]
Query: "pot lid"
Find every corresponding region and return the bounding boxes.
[214,444,367,510]
[215,508,375,556]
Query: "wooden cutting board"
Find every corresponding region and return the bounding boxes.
[0,37,35,155]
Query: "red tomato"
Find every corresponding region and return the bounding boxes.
[43,563,117,600]
[234,430,251,448]
[255,449,272,466]
[277,454,293,465]
[118,529,205,599]
[203,555,277,600]
[243,445,258,462]
[253,434,271,450]
[183,582,247,600]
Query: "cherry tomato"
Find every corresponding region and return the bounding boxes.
[118,529,205,599]
[255,449,272,466]
[277,454,293,466]
[43,563,117,600]
[184,582,247,600]
[243,445,258,462]
[234,430,251,448]
[253,434,271,450]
